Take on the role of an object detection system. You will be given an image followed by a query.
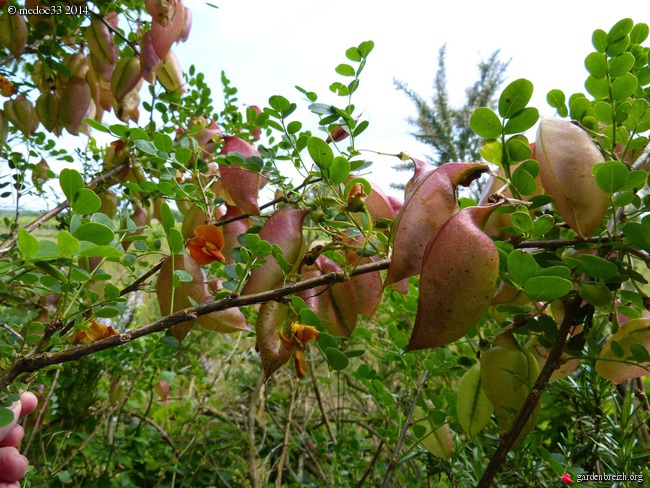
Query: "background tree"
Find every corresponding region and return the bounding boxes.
[393,45,509,196]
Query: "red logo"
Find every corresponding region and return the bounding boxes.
[561,473,574,485]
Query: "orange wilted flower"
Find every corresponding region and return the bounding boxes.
[0,75,17,97]
[279,323,321,378]
[71,321,119,345]
[345,182,367,213]
[187,224,226,264]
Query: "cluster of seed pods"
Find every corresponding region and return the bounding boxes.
[0,0,191,139]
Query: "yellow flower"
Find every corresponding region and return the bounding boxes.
[279,323,321,378]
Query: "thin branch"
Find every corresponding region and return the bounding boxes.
[275,385,297,488]
[137,414,181,458]
[630,142,650,171]
[512,236,619,250]
[309,359,336,444]
[23,368,60,453]
[0,162,129,258]
[119,259,165,296]
[215,177,321,227]
[476,295,583,487]
[356,440,384,488]
[381,368,430,488]
[248,370,265,488]
[0,258,390,390]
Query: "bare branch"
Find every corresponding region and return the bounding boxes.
[381,368,430,488]
[477,296,583,487]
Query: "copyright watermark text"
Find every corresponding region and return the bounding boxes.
[6,4,89,16]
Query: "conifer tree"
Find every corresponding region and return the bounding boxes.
[393,45,509,196]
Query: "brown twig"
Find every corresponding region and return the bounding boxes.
[275,384,297,488]
[512,236,618,250]
[0,258,390,390]
[309,357,336,444]
[356,440,384,488]
[248,370,265,488]
[119,259,165,296]
[23,369,60,454]
[631,142,650,171]
[215,177,322,227]
[476,295,583,487]
[381,368,430,488]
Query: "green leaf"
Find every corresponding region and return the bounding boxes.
[57,231,80,255]
[578,283,612,307]
[592,29,607,52]
[328,156,350,185]
[134,139,157,155]
[585,76,610,100]
[73,223,115,245]
[510,211,533,234]
[629,342,650,362]
[507,249,538,286]
[505,135,532,162]
[578,254,619,281]
[299,308,322,329]
[610,340,625,358]
[611,73,637,102]
[498,79,534,118]
[622,170,647,191]
[479,139,502,165]
[78,245,123,259]
[167,228,184,254]
[0,407,13,428]
[18,229,40,257]
[85,118,110,133]
[609,52,635,77]
[72,188,101,214]
[630,23,649,44]
[606,36,630,57]
[512,160,539,196]
[154,133,173,153]
[129,127,149,140]
[594,101,613,124]
[470,107,501,139]
[535,266,570,279]
[532,215,554,238]
[546,89,568,117]
[159,202,175,234]
[569,96,591,120]
[268,95,295,117]
[108,124,129,138]
[335,64,355,76]
[456,363,493,438]
[325,347,349,371]
[524,276,573,301]
[175,270,193,282]
[318,333,338,351]
[175,147,192,165]
[358,40,374,57]
[607,18,633,44]
[59,168,84,201]
[345,46,361,62]
[584,52,608,79]
[595,161,629,193]
[503,107,539,134]
[95,307,121,318]
[307,136,333,169]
